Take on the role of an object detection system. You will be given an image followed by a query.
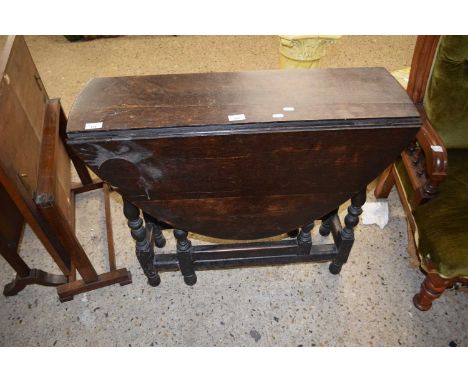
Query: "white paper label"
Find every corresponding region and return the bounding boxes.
[228,114,246,122]
[272,113,284,118]
[431,145,443,152]
[85,122,103,130]
[283,106,295,111]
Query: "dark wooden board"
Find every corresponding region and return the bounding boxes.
[0,36,48,196]
[68,124,418,239]
[67,68,418,134]
[0,182,25,260]
[0,36,72,274]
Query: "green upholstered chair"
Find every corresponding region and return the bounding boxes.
[375,36,468,311]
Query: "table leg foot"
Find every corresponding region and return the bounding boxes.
[184,274,197,286]
[329,261,342,275]
[3,269,67,297]
[148,273,161,287]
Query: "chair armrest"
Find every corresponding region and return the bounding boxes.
[417,111,448,195]
[401,110,448,208]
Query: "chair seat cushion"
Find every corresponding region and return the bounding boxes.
[413,149,468,278]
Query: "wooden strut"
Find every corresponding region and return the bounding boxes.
[56,184,132,302]
[124,188,367,286]
[35,99,132,302]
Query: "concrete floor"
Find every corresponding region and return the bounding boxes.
[1,36,467,346]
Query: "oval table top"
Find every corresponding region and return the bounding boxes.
[67,67,419,135]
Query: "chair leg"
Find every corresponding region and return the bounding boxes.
[374,165,394,199]
[413,272,455,311]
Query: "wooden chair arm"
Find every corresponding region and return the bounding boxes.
[401,111,448,208]
[396,35,447,209]
[417,111,448,188]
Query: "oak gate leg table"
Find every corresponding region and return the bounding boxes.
[65,68,420,287]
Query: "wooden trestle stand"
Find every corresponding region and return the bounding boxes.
[0,36,131,302]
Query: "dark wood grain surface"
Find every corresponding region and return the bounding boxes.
[67,68,418,134]
[67,68,420,240]
[0,36,71,273]
[0,36,48,196]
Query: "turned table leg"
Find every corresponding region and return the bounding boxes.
[174,229,197,286]
[143,212,166,249]
[297,222,314,255]
[413,272,455,311]
[329,188,366,274]
[319,208,339,237]
[123,199,160,287]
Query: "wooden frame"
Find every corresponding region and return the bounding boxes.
[0,180,68,296]
[34,98,132,301]
[122,190,367,287]
[0,35,131,301]
[374,35,467,310]
[66,66,420,289]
